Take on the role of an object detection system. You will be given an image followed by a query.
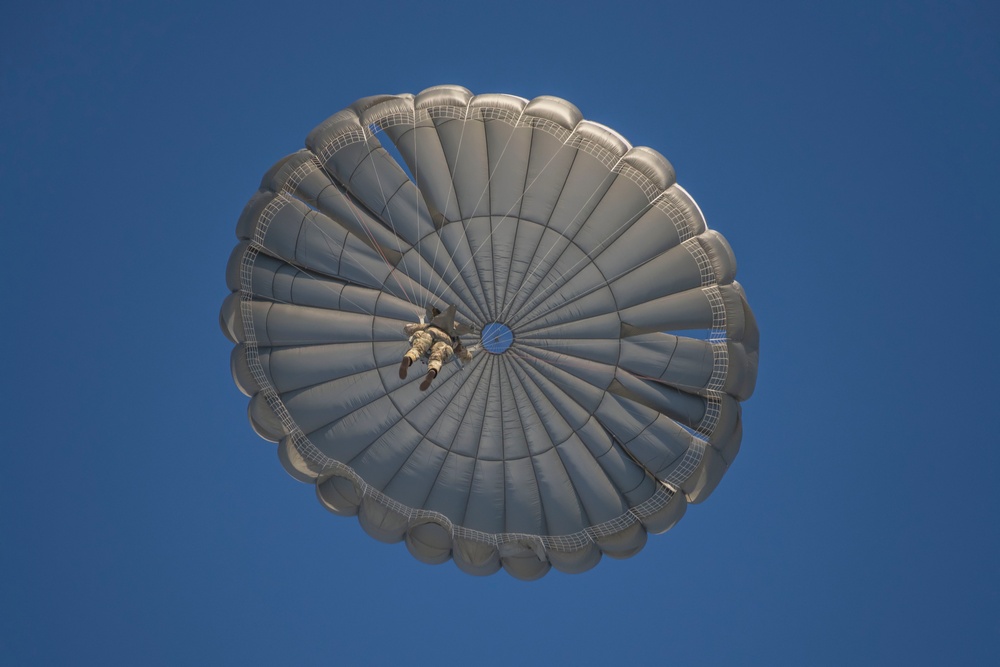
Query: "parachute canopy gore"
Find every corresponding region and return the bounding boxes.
[481,322,514,354]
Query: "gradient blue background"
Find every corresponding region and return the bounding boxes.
[3,1,998,664]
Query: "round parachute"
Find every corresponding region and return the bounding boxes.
[220,85,758,579]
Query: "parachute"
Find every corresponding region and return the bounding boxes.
[220,85,758,579]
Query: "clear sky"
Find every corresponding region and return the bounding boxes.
[2,1,998,665]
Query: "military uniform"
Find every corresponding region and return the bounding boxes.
[403,324,467,374]
[400,306,475,389]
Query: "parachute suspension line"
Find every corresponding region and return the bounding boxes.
[500,351,597,532]
[506,191,669,330]
[238,258,377,319]
[589,375,704,494]
[384,108,599,324]
[489,125,605,323]
[505,341,629,399]
[248,190,391,318]
[453,353,499,529]
[372,107,494,326]
[431,119,551,317]
[510,300,728,448]
[398,105,607,324]
[521,330,724,410]
[406,354,493,514]
[360,126,420,307]
[372,117,430,310]
[301,189,414,309]
[503,346,681,520]
[430,115,576,320]
[303,115,425,316]
[247,285,371,321]
[499,355,551,536]
[264,160,389,316]
[440,101,472,223]
[409,111,425,310]
[608,424,703,501]
[474,113,501,323]
[436,104,529,322]
[308,143,421,310]
[490,128,664,326]
[421,99,477,311]
[510,338,687,397]
[609,431,667,488]
[517,213,726,337]
[624,370,725,442]
[494,162,621,326]
[335,176,421,308]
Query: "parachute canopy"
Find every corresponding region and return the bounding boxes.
[221,85,758,579]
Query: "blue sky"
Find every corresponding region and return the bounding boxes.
[2,1,998,664]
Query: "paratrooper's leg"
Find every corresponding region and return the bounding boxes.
[401,330,432,379]
[426,342,453,374]
[420,342,453,390]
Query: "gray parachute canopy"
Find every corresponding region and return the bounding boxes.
[220,85,759,580]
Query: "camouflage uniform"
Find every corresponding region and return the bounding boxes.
[403,323,472,373]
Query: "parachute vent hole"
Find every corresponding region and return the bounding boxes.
[481,323,514,354]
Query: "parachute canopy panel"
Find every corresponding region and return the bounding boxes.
[221,85,758,579]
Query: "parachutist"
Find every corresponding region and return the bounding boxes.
[401,305,474,386]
